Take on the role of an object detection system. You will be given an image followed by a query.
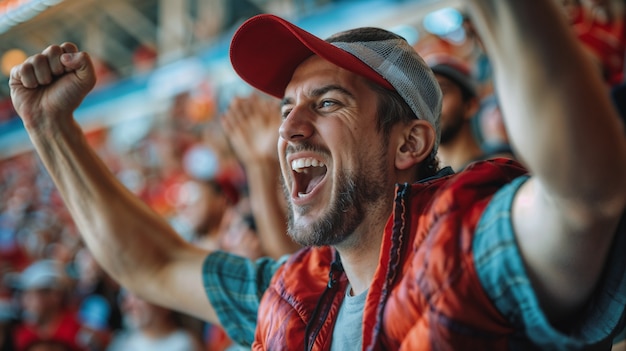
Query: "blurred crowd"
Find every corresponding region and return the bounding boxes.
[0,89,266,350]
[0,0,625,350]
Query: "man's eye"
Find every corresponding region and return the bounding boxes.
[319,100,336,108]
[281,109,292,119]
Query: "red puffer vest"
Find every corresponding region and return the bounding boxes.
[253,159,527,350]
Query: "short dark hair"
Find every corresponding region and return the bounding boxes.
[326,26,405,44]
[326,28,440,180]
[367,81,440,180]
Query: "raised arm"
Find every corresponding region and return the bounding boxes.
[467,1,626,321]
[221,94,300,258]
[9,43,218,323]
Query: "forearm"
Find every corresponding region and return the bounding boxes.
[244,162,300,259]
[468,1,626,209]
[26,118,203,300]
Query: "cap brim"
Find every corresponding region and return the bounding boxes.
[230,14,392,98]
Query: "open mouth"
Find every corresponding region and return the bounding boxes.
[291,157,327,198]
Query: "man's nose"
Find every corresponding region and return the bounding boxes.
[279,106,314,142]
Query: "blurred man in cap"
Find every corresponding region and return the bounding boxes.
[10,260,85,351]
[426,54,513,171]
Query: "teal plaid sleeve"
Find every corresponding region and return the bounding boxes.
[474,176,626,350]
[202,251,288,347]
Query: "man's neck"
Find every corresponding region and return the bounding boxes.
[335,211,387,296]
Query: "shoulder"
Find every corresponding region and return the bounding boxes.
[404,159,529,283]
[411,158,527,220]
[451,158,527,188]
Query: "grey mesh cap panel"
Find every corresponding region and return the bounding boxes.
[332,39,443,149]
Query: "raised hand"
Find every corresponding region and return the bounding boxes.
[221,93,281,165]
[221,93,299,258]
[9,42,96,132]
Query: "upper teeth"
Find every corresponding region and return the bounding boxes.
[291,158,325,173]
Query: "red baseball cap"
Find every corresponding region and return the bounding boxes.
[229,14,394,99]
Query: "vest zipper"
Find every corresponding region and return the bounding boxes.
[304,254,343,351]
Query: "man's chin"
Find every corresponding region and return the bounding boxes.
[287,222,317,247]
[288,221,350,248]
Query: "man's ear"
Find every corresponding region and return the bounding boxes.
[396,119,436,170]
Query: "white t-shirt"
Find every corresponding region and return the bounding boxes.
[330,285,368,351]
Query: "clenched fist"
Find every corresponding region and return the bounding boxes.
[9,42,96,133]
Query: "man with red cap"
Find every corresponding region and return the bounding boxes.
[8,1,626,350]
